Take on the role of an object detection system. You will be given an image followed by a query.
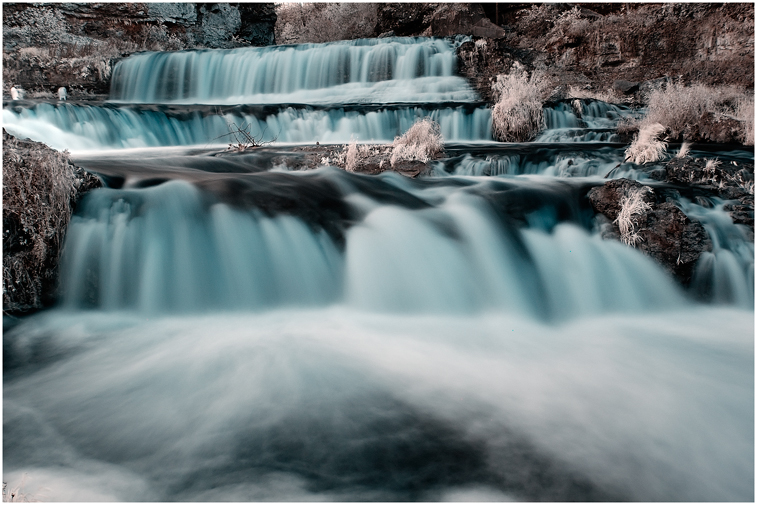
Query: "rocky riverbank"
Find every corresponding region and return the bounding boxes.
[3,130,101,313]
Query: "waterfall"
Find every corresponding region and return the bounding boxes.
[3,102,492,150]
[58,177,685,319]
[110,37,476,105]
[58,181,342,312]
[3,35,752,503]
[681,198,755,307]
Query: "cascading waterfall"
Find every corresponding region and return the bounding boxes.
[57,176,685,319]
[2,102,492,150]
[58,181,342,312]
[3,36,753,502]
[681,197,755,306]
[109,37,475,104]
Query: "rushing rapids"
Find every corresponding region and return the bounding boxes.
[3,37,754,501]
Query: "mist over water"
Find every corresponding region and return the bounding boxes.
[3,36,754,501]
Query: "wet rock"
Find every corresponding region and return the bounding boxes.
[586,179,653,221]
[723,197,755,228]
[374,3,438,37]
[613,79,639,94]
[637,202,712,285]
[587,178,713,285]
[683,112,743,144]
[665,157,755,198]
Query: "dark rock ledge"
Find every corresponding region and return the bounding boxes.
[587,155,754,286]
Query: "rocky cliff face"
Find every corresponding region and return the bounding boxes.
[458,3,753,103]
[3,3,276,97]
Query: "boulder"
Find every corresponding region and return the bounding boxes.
[429,4,505,38]
[3,130,101,313]
[587,178,713,285]
[637,202,712,285]
[374,3,438,37]
[613,79,639,94]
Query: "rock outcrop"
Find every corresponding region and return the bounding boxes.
[3,130,101,313]
[273,144,435,179]
[587,178,713,285]
[458,3,753,106]
[3,3,276,98]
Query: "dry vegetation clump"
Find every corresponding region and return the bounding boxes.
[324,118,445,174]
[491,72,549,142]
[2,131,99,312]
[342,141,385,172]
[624,123,668,164]
[275,3,378,44]
[390,118,444,167]
[642,81,754,143]
[675,141,692,159]
[615,186,653,246]
[735,95,754,145]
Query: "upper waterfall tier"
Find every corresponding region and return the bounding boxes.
[109,37,479,105]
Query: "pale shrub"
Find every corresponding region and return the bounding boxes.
[643,81,753,142]
[625,123,667,164]
[491,72,547,142]
[704,158,721,173]
[390,118,444,167]
[615,186,653,246]
[644,82,712,139]
[736,95,754,145]
[675,141,692,158]
[345,139,360,172]
[275,3,378,44]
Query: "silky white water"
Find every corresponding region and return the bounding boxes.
[4,307,753,501]
[109,37,476,104]
[3,36,754,502]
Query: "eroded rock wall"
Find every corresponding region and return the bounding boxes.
[459,3,753,103]
[3,3,276,97]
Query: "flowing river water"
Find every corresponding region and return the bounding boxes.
[3,37,754,501]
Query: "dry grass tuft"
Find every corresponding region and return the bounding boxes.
[704,158,721,174]
[491,72,548,142]
[615,186,653,246]
[675,141,692,159]
[735,95,754,145]
[344,139,360,172]
[625,123,668,164]
[390,118,444,166]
